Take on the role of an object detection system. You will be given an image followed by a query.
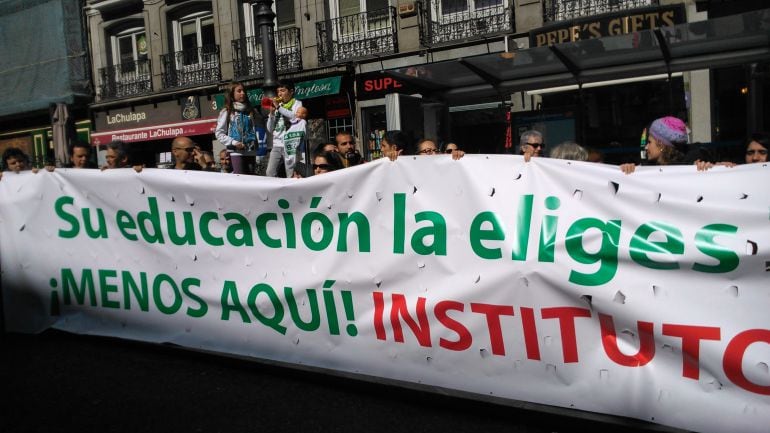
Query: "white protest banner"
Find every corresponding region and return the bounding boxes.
[1,157,768,433]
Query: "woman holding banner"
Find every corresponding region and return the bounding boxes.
[745,132,769,164]
[620,116,692,174]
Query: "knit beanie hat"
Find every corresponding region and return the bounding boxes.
[649,116,688,147]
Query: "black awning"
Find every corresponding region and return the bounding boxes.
[384,8,770,103]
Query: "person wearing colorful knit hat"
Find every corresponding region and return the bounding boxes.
[620,116,690,174]
[646,116,689,165]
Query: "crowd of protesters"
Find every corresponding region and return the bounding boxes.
[1,84,767,182]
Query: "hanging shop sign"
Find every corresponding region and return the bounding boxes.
[296,76,342,99]
[181,96,201,120]
[213,76,344,110]
[530,4,686,47]
[94,97,218,132]
[356,71,422,101]
[90,118,217,146]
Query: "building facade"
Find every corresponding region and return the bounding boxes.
[86,0,352,166]
[81,0,769,167]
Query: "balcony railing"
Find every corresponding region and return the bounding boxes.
[98,59,152,100]
[418,0,514,47]
[232,27,302,79]
[160,44,221,88]
[544,0,658,22]
[316,7,398,64]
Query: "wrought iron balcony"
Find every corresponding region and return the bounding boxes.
[160,45,221,89]
[98,59,152,100]
[544,0,658,22]
[232,27,302,79]
[418,0,514,47]
[316,7,398,64]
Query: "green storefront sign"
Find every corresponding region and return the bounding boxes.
[214,76,342,110]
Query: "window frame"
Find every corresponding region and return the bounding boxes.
[172,11,214,51]
[171,10,216,69]
[107,24,149,85]
[244,0,295,39]
[328,0,391,42]
[433,0,507,22]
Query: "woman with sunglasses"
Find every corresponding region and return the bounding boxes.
[442,142,465,160]
[313,151,344,175]
[519,130,544,159]
[416,138,464,160]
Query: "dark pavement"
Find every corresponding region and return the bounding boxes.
[0,330,667,433]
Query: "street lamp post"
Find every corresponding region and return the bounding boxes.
[254,0,278,97]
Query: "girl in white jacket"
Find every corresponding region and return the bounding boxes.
[215,82,264,173]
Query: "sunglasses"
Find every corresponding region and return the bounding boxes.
[444,149,455,154]
[313,164,331,170]
[526,142,544,148]
[746,149,768,155]
[419,148,439,155]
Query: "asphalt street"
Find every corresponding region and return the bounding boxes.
[0,330,669,433]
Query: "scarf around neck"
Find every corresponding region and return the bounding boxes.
[233,101,248,112]
[281,98,295,110]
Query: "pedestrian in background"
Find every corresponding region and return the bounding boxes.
[336,132,363,167]
[519,130,545,160]
[312,150,344,175]
[2,147,31,173]
[380,130,410,161]
[102,140,130,170]
[318,142,338,154]
[620,116,689,173]
[219,149,232,173]
[0,147,34,180]
[197,151,217,171]
[745,132,768,164]
[586,146,604,163]
[417,138,464,160]
[170,136,202,170]
[68,141,95,168]
[549,141,588,161]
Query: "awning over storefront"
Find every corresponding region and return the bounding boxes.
[90,118,217,146]
[383,8,770,103]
